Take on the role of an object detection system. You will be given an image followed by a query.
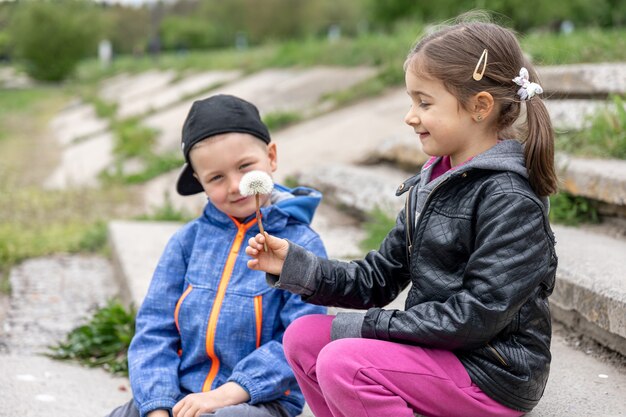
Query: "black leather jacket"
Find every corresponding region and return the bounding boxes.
[275,142,558,412]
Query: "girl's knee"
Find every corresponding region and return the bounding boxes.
[316,339,364,388]
[283,314,331,363]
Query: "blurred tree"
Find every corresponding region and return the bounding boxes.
[156,0,368,51]
[9,0,102,81]
[366,0,625,31]
[101,5,151,56]
[0,2,13,61]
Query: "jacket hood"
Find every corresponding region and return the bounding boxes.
[419,140,549,213]
[464,139,528,179]
[202,183,322,228]
[269,184,322,225]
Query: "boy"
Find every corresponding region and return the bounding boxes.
[107,94,327,417]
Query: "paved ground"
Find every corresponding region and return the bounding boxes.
[1,253,624,417]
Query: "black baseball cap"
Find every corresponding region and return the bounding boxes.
[176,94,271,195]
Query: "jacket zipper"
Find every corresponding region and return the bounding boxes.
[405,185,414,256]
[410,176,451,247]
[254,295,263,349]
[487,343,509,367]
[202,217,257,391]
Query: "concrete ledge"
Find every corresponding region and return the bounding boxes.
[296,164,408,220]
[539,63,626,97]
[557,154,626,206]
[551,225,626,355]
[108,220,182,307]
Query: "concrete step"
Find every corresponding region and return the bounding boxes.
[539,63,626,98]
[110,70,242,119]
[143,66,377,153]
[550,224,626,356]
[557,154,626,207]
[108,220,183,307]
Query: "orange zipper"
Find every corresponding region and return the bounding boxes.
[202,217,257,391]
[254,295,263,348]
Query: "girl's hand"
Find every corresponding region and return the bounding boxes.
[245,232,289,275]
[172,382,250,417]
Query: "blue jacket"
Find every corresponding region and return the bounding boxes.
[128,184,327,417]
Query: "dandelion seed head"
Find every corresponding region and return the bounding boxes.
[239,170,273,196]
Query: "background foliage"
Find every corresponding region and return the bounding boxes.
[7,0,101,81]
[1,0,625,81]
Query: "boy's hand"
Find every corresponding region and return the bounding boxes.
[172,382,250,417]
[147,410,169,417]
[245,233,288,275]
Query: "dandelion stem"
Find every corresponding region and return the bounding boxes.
[255,194,268,251]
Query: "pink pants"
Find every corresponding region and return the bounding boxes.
[284,315,523,417]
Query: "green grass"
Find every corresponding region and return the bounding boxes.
[101,152,183,185]
[555,95,626,159]
[549,192,600,226]
[74,23,420,86]
[522,28,626,65]
[112,117,158,159]
[136,193,193,222]
[74,25,626,89]
[47,299,136,376]
[359,207,397,253]
[0,87,59,141]
[263,111,303,131]
[0,184,131,289]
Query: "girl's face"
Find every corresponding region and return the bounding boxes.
[404,69,479,166]
[190,132,277,221]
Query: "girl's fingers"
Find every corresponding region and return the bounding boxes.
[247,259,259,269]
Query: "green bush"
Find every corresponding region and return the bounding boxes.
[549,192,600,226]
[48,299,136,375]
[161,16,225,51]
[8,0,101,81]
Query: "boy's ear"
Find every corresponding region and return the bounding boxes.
[268,142,278,172]
[472,91,495,122]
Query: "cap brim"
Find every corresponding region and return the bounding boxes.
[176,163,205,196]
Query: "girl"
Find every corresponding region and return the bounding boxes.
[246,17,558,417]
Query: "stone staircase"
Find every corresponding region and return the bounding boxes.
[43,63,626,416]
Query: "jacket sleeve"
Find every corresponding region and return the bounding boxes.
[228,232,327,404]
[272,210,412,309]
[128,233,187,417]
[363,191,556,350]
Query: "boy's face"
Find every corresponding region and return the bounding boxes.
[190,132,277,220]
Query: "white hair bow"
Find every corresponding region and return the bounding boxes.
[512,67,543,101]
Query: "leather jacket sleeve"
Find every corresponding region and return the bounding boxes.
[276,209,412,309]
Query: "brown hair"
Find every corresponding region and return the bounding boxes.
[405,15,558,196]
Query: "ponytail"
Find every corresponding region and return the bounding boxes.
[524,98,558,196]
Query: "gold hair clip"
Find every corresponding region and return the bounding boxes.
[473,49,488,81]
